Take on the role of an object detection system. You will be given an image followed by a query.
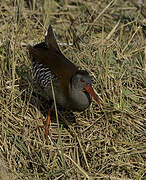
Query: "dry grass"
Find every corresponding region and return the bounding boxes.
[0,0,146,179]
[0,155,17,180]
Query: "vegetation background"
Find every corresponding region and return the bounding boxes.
[0,0,146,179]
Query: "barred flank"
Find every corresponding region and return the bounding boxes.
[32,62,56,88]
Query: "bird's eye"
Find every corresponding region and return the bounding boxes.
[80,79,85,83]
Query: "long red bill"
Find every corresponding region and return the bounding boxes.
[85,84,100,105]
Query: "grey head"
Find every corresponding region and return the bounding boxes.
[70,70,92,91]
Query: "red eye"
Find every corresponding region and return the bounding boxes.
[80,79,85,83]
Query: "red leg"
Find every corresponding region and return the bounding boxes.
[44,108,51,145]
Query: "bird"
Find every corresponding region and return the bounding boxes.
[28,25,100,144]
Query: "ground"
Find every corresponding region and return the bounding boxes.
[0,0,146,179]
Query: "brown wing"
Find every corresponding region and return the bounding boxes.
[28,25,78,94]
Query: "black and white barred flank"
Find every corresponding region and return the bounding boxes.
[32,62,56,88]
